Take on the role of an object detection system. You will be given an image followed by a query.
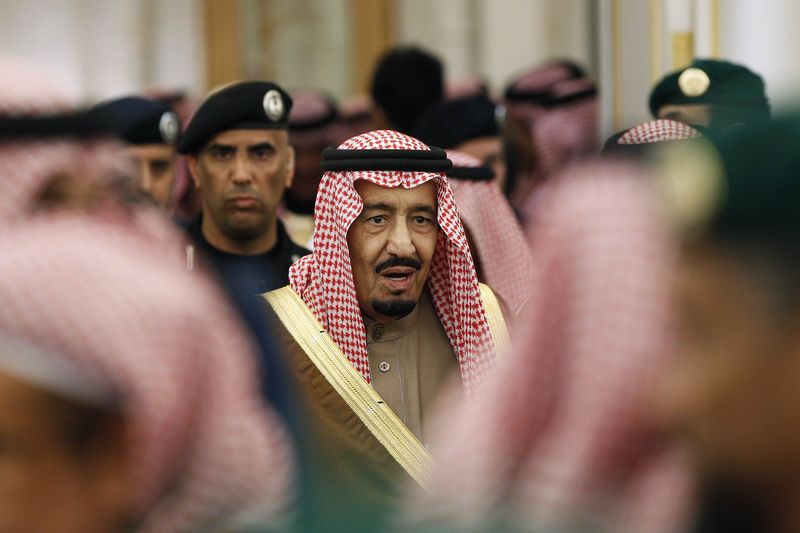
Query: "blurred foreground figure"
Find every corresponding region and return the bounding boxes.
[444,150,533,315]
[649,59,770,131]
[178,81,310,292]
[90,96,181,209]
[0,217,293,532]
[284,89,339,247]
[603,119,703,158]
[404,162,692,532]
[655,116,800,533]
[0,55,130,219]
[503,60,598,214]
[262,130,505,531]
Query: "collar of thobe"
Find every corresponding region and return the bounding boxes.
[362,297,423,342]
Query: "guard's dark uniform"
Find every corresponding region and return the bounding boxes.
[185,215,309,294]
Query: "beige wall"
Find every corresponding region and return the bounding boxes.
[0,0,204,103]
[396,0,593,95]
[4,0,800,123]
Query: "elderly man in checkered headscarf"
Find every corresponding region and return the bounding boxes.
[261,129,507,530]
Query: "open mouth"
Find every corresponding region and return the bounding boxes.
[379,267,417,290]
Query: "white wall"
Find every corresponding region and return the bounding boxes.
[719,0,800,110]
[0,0,205,103]
[396,0,593,94]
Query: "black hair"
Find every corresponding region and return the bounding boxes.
[370,47,444,134]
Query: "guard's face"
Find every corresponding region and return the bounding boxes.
[188,129,294,242]
[0,370,129,533]
[128,144,177,209]
[347,180,438,324]
[655,245,800,487]
[657,104,713,127]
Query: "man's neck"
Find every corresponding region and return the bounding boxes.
[201,217,279,256]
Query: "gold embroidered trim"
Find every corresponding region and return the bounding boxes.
[478,283,511,356]
[263,286,432,487]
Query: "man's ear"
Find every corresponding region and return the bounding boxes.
[186,155,201,189]
[284,146,295,189]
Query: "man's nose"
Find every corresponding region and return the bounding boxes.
[385,220,415,257]
[231,155,252,186]
[136,162,153,194]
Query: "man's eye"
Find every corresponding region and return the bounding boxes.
[209,148,233,160]
[368,215,387,224]
[413,216,432,225]
[150,161,170,175]
[251,147,274,159]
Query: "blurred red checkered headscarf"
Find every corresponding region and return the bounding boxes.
[289,130,497,392]
[0,54,127,223]
[0,215,293,531]
[504,61,599,212]
[446,150,534,314]
[406,162,692,532]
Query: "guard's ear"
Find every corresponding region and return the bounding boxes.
[284,146,295,189]
[186,155,201,189]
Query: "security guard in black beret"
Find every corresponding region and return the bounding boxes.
[177,81,310,293]
[91,96,180,209]
[649,58,770,131]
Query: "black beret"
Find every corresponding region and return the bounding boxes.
[649,59,769,118]
[0,109,112,141]
[413,95,500,149]
[178,81,293,154]
[91,96,180,146]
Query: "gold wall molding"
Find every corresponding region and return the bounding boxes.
[204,0,242,91]
[350,0,395,94]
[672,30,695,69]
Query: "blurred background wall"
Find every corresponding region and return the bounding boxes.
[2,0,799,138]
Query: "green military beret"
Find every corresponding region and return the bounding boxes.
[178,81,293,154]
[649,59,770,122]
[657,113,800,241]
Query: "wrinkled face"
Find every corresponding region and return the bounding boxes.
[347,180,439,323]
[457,136,507,190]
[188,129,294,242]
[0,370,129,533]
[658,104,713,127]
[127,144,176,209]
[655,245,800,488]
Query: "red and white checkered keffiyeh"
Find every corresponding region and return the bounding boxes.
[335,95,377,144]
[505,65,599,213]
[406,162,693,532]
[289,130,497,392]
[288,89,339,148]
[0,215,293,532]
[617,119,702,145]
[446,150,534,314]
[0,54,129,223]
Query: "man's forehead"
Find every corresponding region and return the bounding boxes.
[207,128,287,146]
[354,179,437,206]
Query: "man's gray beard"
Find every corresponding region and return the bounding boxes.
[371,299,417,318]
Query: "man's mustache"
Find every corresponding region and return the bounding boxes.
[374,257,422,274]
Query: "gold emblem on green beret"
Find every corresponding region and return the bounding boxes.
[263,90,284,122]
[653,138,725,237]
[678,67,711,98]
